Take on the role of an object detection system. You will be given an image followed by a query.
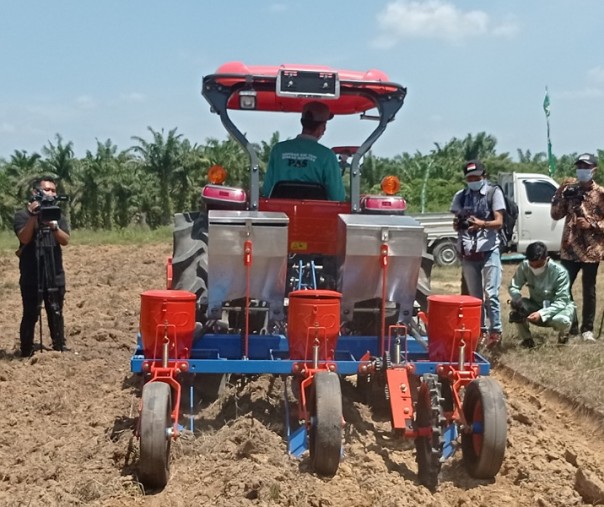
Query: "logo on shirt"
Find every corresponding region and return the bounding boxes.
[282,152,317,168]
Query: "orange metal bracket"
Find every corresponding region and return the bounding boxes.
[386,367,414,436]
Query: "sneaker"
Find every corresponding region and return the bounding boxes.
[486,332,502,349]
[520,338,535,349]
[581,331,596,343]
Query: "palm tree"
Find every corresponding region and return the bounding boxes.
[40,134,77,223]
[77,139,120,229]
[6,150,42,200]
[131,127,183,226]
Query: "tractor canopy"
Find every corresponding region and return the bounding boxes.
[201,62,408,211]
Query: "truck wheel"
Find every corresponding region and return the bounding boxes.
[431,240,458,267]
[172,212,209,322]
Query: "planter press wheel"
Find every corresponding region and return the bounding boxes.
[414,374,444,491]
[309,371,343,476]
[138,382,172,490]
[461,377,507,479]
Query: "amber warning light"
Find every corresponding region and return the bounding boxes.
[381,176,401,195]
[208,165,227,184]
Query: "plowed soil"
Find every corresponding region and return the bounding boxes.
[1,244,603,506]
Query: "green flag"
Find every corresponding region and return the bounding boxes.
[543,90,551,117]
[543,87,556,176]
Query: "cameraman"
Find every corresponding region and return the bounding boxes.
[450,160,505,349]
[551,153,604,342]
[508,241,575,348]
[13,176,70,357]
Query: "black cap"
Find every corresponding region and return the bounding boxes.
[575,153,598,167]
[463,160,486,177]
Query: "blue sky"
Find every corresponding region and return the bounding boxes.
[1,0,603,161]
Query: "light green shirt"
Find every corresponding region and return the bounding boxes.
[262,135,345,201]
[508,259,575,323]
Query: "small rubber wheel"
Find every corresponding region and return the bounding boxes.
[461,377,507,479]
[139,382,172,489]
[309,371,343,476]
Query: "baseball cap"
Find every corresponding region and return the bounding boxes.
[463,160,486,178]
[301,102,333,122]
[575,153,598,167]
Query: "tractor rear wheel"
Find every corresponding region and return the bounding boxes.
[309,371,343,476]
[461,377,507,479]
[139,382,172,490]
[414,374,444,491]
[172,211,209,322]
[415,251,434,313]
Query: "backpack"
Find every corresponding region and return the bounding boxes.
[486,184,518,251]
[463,184,518,252]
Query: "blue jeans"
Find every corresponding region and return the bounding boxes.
[461,249,502,333]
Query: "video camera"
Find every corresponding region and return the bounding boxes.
[561,184,585,202]
[508,299,530,323]
[457,218,472,230]
[31,190,69,223]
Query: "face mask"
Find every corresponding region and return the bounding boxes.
[467,179,485,191]
[529,265,546,276]
[576,169,593,182]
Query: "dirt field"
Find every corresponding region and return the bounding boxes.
[1,244,603,506]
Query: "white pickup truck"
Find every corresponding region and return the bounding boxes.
[411,172,564,266]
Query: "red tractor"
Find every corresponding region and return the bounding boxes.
[131,62,507,491]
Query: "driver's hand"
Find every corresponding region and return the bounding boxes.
[527,311,542,323]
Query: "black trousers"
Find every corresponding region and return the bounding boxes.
[19,284,66,354]
[560,260,599,333]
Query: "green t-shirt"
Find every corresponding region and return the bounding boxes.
[262,135,345,201]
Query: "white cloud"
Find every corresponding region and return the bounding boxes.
[587,66,604,84]
[373,0,518,48]
[268,3,287,13]
[0,122,16,133]
[556,87,604,100]
[75,95,97,110]
[119,92,146,103]
[493,21,519,38]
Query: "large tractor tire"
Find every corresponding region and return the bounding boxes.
[415,252,433,313]
[172,212,209,322]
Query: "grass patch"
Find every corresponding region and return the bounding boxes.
[431,260,604,416]
[71,226,172,246]
[0,229,18,255]
[0,226,172,254]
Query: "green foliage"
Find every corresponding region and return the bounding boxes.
[1,129,602,231]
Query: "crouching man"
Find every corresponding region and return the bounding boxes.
[508,241,576,348]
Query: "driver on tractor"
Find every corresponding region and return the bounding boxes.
[262,101,346,201]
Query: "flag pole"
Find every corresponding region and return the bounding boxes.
[543,87,556,177]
